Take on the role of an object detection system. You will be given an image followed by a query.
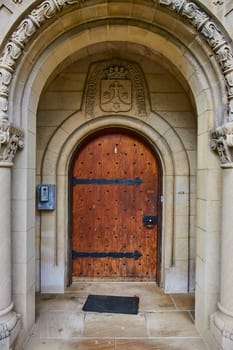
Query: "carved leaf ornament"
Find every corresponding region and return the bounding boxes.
[0,122,24,162]
[158,0,233,120]
[0,0,83,122]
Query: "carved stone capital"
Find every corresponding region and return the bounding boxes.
[0,122,24,164]
[211,123,233,167]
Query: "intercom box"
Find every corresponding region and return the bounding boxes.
[37,184,56,210]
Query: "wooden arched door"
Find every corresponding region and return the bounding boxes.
[70,129,161,281]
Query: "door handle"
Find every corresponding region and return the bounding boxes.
[143,215,157,228]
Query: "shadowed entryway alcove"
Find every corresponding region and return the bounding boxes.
[36,46,196,298]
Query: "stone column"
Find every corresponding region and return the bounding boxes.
[210,124,233,350]
[0,122,24,349]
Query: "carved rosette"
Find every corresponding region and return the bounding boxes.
[159,0,233,121]
[211,123,233,167]
[0,122,24,164]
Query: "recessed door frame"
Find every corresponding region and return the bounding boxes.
[39,113,191,294]
[68,127,163,285]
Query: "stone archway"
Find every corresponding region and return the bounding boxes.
[0,0,232,122]
[0,1,232,349]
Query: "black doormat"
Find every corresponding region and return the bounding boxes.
[82,294,139,314]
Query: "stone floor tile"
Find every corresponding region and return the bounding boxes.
[83,313,148,337]
[32,311,84,338]
[24,283,208,350]
[116,338,207,349]
[36,293,86,312]
[139,294,175,312]
[146,311,199,337]
[170,293,195,310]
[25,338,115,350]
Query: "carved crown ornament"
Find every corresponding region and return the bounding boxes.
[101,66,132,113]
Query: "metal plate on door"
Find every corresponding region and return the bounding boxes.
[143,215,157,227]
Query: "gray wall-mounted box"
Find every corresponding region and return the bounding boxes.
[37,184,56,211]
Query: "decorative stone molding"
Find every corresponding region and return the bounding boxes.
[0,325,10,341]
[159,0,233,121]
[211,312,233,349]
[0,0,85,121]
[0,0,233,122]
[211,122,233,166]
[84,59,149,118]
[0,122,24,163]
[12,0,23,3]
[0,304,20,345]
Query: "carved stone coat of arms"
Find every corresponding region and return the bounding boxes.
[84,59,149,118]
[100,66,132,113]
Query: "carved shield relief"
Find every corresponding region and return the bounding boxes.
[100,79,132,113]
[84,59,150,118]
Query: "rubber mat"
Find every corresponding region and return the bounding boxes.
[82,294,139,314]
